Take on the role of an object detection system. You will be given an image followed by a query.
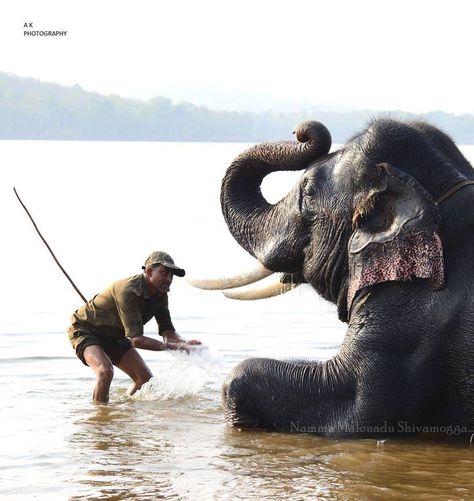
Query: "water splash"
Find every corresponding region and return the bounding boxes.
[132,347,224,401]
[169,345,225,370]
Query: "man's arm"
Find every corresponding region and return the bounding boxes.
[131,334,189,351]
[162,329,202,346]
[155,299,202,347]
[113,285,196,351]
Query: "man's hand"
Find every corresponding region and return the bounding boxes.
[164,340,199,353]
[165,341,187,352]
[162,330,202,349]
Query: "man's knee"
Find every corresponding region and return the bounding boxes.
[96,363,114,383]
[134,372,152,387]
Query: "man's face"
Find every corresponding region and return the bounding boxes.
[147,264,174,293]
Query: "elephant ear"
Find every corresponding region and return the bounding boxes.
[347,163,445,311]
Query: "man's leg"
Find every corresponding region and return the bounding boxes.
[83,345,114,403]
[115,348,153,396]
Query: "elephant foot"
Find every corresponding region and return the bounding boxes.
[222,358,272,429]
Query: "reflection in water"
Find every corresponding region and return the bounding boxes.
[68,404,179,500]
[216,430,474,501]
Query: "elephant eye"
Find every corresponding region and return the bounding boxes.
[299,168,329,221]
[300,184,317,220]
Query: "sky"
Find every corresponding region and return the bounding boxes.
[1,0,473,113]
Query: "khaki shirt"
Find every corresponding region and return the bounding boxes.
[68,274,175,348]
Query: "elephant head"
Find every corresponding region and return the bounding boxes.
[213,118,474,320]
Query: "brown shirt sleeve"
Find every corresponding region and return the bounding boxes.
[113,286,144,338]
[155,295,175,335]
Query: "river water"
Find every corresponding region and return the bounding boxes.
[0,140,473,500]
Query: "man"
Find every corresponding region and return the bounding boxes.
[68,251,201,403]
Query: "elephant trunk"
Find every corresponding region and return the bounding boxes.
[220,121,332,271]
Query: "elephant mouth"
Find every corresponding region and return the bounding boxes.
[187,262,302,300]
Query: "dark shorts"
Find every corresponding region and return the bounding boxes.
[74,333,133,366]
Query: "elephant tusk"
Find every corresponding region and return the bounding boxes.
[186,264,274,290]
[223,279,300,300]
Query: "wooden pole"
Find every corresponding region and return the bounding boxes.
[13,187,87,303]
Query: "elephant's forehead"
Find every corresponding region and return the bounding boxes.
[333,145,369,189]
[332,149,362,185]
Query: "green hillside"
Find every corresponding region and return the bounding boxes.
[1,72,474,143]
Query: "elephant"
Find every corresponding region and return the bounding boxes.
[191,118,474,436]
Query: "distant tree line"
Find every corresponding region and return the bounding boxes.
[1,71,474,144]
